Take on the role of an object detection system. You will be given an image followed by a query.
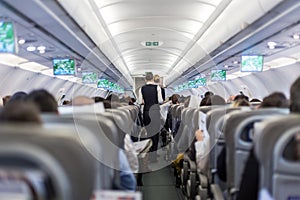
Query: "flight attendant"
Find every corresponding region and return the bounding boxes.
[139,72,163,162]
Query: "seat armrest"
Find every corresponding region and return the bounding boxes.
[184,154,196,172]
[211,184,225,200]
[197,173,208,188]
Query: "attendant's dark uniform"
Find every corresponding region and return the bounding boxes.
[141,83,161,160]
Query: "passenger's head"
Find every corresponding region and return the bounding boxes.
[7,91,27,104]
[233,99,250,107]
[72,96,94,106]
[206,95,226,106]
[2,95,11,106]
[145,72,153,82]
[227,95,236,103]
[204,91,214,97]
[0,101,42,124]
[62,100,71,105]
[153,74,160,84]
[290,77,300,113]
[92,96,105,103]
[171,94,179,104]
[26,89,58,114]
[250,98,262,103]
[260,92,288,108]
[106,94,120,102]
[234,94,249,102]
[200,96,208,107]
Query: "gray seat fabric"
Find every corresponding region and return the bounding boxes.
[176,107,195,153]
[0,124,96,200]
[42,113,119,190]
[255,114,300,199]
[206,107,241,181]
[224,108,289,195]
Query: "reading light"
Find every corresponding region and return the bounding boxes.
[293,34,300,40]
[233,61,239,64]
[267,41,277,49]
[39,50,45,54]
[18,39,26,45]
[224,65,229,68]
[26,46,36,52]
[37,46,46,51]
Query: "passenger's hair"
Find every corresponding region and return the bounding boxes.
[7,91,27,104]
[234,94,249,102]
[62,100,71,105]
[290,77,300,113]
[153,74,160,83]
[250,98,262,103]
[145,72,153,81]
[233,99,250,107]
[131,98,136,103]
[106,94,120,102]
[200,96,208,107]
[206,95,226,106]
[204,91,214,97]
[72,96,94,106]
[92,96,105,103]
[26,89,58,113]
[260,92,288,108]
[171,94,179,104]
[0,101,42,124]
[2,95,11,106]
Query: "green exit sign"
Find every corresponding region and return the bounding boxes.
[145,42,159,46]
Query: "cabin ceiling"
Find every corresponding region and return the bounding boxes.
[3,0,300,90]
[57,0,287,86]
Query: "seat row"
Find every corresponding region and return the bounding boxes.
[168,103,300,200]
[0,104,141,200]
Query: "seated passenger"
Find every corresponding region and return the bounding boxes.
[71,96,138,190]
[193,95,226,172]
[6,91,27,104]
[0,100,42,124]
[26,89,58,114]
[237,91,290,200]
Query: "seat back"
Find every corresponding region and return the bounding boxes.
[176,107,194,152]
[42,113,119,190]
[224,108,289,192]
[255,114,300,199]
[206,107,242,180]
[0,124,96,200]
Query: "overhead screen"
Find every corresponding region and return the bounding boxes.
[0,22,15,53]
[241,55,264,72]
[211,69,226,81]
[82,72,98,84]
[195,77,206,86]
[188,80,197,88]
[53,58,75,75]
[97,79,109,89]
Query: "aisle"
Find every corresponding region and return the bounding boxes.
[139,166,185,200]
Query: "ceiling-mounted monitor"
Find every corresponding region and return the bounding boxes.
[195,77,206,86]
[53,58,75,75]
[188,80,197,88]
[178,85,183,92]
[183,82,189,90]
[97,79,109,89]
[241,55,264,72]
[82,72,98,84]
[0,22,15,53]
[211,69,226,81]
